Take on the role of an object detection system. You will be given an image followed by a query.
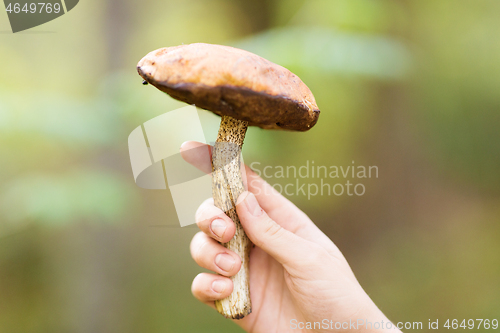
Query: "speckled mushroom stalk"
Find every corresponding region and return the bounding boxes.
[137,42,320,321]
[211,115,251,318]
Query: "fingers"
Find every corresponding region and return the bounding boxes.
[244,168,335,252]
[191,273,233,303]
[244,166,315,234]
[180,141,297,220]
[180,141,212,174]
[195,198,236,243]
[181,141,336,252]
[180,141,311,233]
[190,232,242,277]
[235,191,318,271]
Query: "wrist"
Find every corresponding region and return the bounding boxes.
[352,301,401,333]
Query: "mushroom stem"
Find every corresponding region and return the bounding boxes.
[212,115,252,319]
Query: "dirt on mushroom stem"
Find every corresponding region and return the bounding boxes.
[212,115,252,319]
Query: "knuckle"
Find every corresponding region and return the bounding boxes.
[191,273,203,297]
[195,204,209,223]
[261,218,284,241]
[307,244,329,263]
[195,199,223,226]
[195,198,215,221]
[190,233,208,264]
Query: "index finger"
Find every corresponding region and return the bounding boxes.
[179,141,331,246]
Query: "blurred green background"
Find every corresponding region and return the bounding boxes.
[1,0,499,332]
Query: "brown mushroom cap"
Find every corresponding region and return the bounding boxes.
[137,43,320,131]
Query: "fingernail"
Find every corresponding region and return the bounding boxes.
[215,253,235,272]
[245,193,263,216]
[212,280,226,293]
[211,219,227,239]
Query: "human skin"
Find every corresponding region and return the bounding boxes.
[180,141,401,333]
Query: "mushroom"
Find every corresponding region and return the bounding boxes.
[137,43,320,319]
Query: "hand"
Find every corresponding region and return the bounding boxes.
[180,141,400,333]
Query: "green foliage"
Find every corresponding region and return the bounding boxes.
[236,26,411,80]
[0,170,138,230]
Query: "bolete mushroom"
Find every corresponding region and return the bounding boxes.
[137,43,320,319]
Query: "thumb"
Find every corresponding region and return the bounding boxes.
[236,191,313,268]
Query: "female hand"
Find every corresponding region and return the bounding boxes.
[181,141,399,333]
